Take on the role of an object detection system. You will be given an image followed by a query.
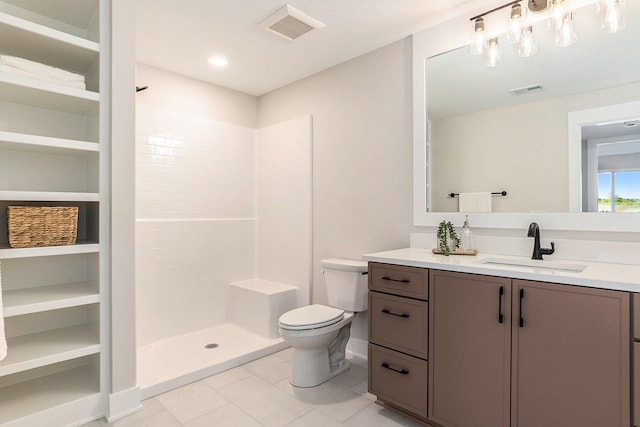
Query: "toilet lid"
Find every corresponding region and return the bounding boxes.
[279,304,344,330]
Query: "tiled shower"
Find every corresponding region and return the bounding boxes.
[135,103,312,397]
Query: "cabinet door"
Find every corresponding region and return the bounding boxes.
[429,270,511,427]
[512,280,630,427]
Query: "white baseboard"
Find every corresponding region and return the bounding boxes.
[347,337,368,360]
[107,386,142,423]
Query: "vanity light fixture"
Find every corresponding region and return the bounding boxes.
[548,0,568,31]
[508,3,527,43]
[555,12,578,46]
[518,25,538,56]
[470,17,487,55]
[469,0,628,66]
[599,0,626,33]
[485,37,502,66]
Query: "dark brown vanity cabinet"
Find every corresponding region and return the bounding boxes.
[368,262,429,420]
[429,270,511,427]
[430,270,631,427]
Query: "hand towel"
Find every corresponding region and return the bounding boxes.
[459,192,492,212]
[0,261,6,362]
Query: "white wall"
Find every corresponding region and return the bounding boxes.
[135,65,259,346]
[258,39,416,348]
[135,106,256,346]
[256,116,313,307]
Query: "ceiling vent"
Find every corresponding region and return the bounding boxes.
[259,5,325,41]
[508,83,544,96]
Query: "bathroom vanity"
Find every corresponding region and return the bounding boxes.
[364,248,640,427]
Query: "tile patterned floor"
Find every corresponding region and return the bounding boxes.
[85,348,424,427]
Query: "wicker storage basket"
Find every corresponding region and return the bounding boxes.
[7,206,79,248]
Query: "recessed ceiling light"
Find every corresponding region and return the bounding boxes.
[208,56,228,67]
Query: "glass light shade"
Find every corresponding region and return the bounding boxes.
[470,18,486,55]
[600,0,626,33]
[519,26,538,57]
[484,38,501,67]
[556,13,577,46]
[507,3,527,43]
[548,0,567,31]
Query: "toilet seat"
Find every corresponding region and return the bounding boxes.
[279,304,344,331]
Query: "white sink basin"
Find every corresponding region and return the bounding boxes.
[480,257,587,272]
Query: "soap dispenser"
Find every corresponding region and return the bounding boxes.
[461,215,474,251]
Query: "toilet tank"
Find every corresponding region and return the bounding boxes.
[321,258,368,312]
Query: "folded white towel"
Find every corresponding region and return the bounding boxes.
[0,64,86,90]
[0,55,85,82]
[459,192,492,212]
[0,261,6,362]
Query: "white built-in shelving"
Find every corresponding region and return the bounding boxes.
[0,0,106,425]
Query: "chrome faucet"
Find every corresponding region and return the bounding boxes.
[527,222,555,260]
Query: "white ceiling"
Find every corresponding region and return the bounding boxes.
[134,0,477,96]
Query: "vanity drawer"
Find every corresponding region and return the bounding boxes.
[369,262,428,300]
[369,343,428,419]
[369,292,428,358]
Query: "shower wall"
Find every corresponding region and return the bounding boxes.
[134,66,312,348]
[136,106,257,347]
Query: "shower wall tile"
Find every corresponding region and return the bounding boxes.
[136,106,256,220]
[136,219,256,347]
[135,106,257,347]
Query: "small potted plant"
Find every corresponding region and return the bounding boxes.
[437,220,460,256]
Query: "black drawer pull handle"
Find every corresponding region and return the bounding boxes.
[381,276,410,284]
[381,362,409,375]
[519,288,525,328]
[381,309,410,318]
[498,286,504,324]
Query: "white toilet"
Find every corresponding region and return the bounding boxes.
[278,258,368,387]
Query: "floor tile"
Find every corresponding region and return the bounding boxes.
[217,375,311,427]
[344,403,425,427]
[156,381,229,423]
[276,378,370,422]
[242,353,291,384]
[283,409,346,427]
[202,365,253,389]
[182,403,262,427]
[83,348,427,427]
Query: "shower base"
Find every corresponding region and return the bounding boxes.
[137,323,289,399]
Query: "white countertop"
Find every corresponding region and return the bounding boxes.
[362,248,640,293]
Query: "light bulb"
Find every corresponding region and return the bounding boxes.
[484,38,501,67]
[555,12,577,46]
[519,26,538,57]
[600,0,626,33]
[548,0,567,31]
[470,18,486,55]
[507,3,527,43]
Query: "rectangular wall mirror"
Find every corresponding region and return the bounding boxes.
[413,0,640,231]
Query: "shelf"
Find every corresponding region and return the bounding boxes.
[3,282,99,317]
[0,367,100,425]
[0,11,99,73]
[0,72,99,114]
[0,243,99,260]
[0,131,98,154]
[0,324,100,376]
[0,191,99,202]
